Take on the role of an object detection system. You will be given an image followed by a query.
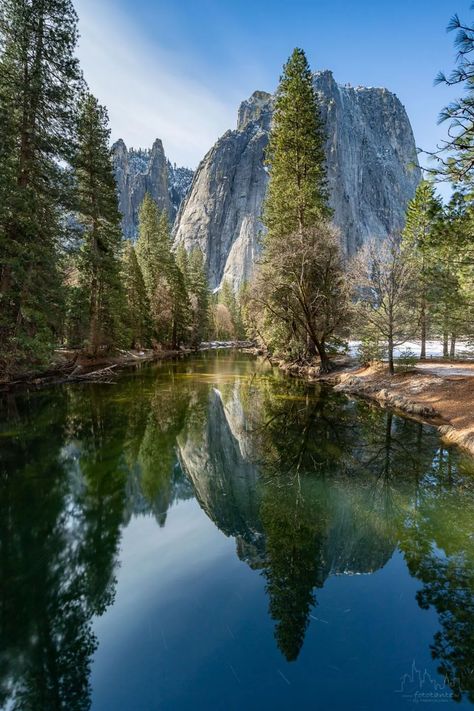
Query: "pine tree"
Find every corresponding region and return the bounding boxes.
[167,257,190,349]
[431,194,473,357]
[263,47,330,241]
[175,244,189,286]
[0,0,82,375]
[177,245,209,346]
[64,279,89,349]
[157,212,190,348]
[187,248,210,346]
[73,92,125,355]
[402,180,443,358]
[256,49,345,372]
[121,242,150,349]
[136,195,190,348]
[135,193,164,299]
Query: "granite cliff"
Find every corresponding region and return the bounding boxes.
[112,138,193,238]
[173,71,421,290]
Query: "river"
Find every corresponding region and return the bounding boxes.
[0,351,473,710]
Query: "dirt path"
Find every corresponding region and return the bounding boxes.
[414,361,474,377]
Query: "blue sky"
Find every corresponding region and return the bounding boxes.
[75,0,469,183]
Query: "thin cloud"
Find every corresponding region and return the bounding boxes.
[75,0,237,167]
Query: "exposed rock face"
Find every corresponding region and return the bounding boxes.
[315,71,421,255]
[167,161,194,218]
[237,89,273,132]
[112,139,194,239]
[173,92,271,290]
[173,71,421,290]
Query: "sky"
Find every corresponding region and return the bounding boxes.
[75,0,470,184]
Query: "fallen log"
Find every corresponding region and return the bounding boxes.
[70,364,119,381]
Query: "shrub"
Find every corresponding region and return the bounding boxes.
[396,348,417,371]
[357,337,387,366]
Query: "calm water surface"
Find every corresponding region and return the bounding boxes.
[0,352,473,710]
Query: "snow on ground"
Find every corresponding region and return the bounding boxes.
[414,362,474,377]
[348,340,474,359]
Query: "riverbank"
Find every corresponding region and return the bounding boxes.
[0,348,188,392]
[5,344,474,459]
[272,356,474,458]
[0,341,256,392]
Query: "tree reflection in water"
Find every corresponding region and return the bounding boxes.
[0,354,473,707]
[178,368,474,700]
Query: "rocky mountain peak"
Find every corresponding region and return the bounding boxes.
[112,139,194,238]
[112,137,127,158]
[237,90,273,131]
[151,137,165,154]
[174,71,421,291]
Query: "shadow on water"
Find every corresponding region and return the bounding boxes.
[0,351,473,708]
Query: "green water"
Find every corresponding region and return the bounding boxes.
[0,351,473,710]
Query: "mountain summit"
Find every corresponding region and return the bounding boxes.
[173,70,421,290]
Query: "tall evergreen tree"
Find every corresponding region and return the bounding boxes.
[175,244,189,287]
[167,256,190,349]
[256,49,347,371]
[135,193,164,299]
[73,92,125,355]
[189,248,210,344]
[136,194,189,348]
[263,47,330,240]
[431,194,473,357]
[402,180,443,358]
[121,242,150,349]
[180,247,209,347]
[0,0,82,374]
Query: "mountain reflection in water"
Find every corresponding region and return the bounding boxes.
[0,352,473,709]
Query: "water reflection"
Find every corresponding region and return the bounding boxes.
[176,361,474,699]
[0,353,473,708]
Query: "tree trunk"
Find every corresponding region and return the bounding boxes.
[449,334,456,359]
[420,298,427,360]
[443,309,449,357]
[89,281,100,357]
[89,232,100,356]
[443,332,449,358]
[306,334,317,357]
[316,340,332,374]
[388,336,394,375]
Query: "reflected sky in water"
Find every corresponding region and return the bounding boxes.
[0,352,473,710]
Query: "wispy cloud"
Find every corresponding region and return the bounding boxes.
[75,0,238,167]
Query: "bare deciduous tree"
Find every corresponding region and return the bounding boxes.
[350,236,418,374]
[249,222,351,373]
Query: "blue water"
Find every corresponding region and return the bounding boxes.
[0,352,473,710]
